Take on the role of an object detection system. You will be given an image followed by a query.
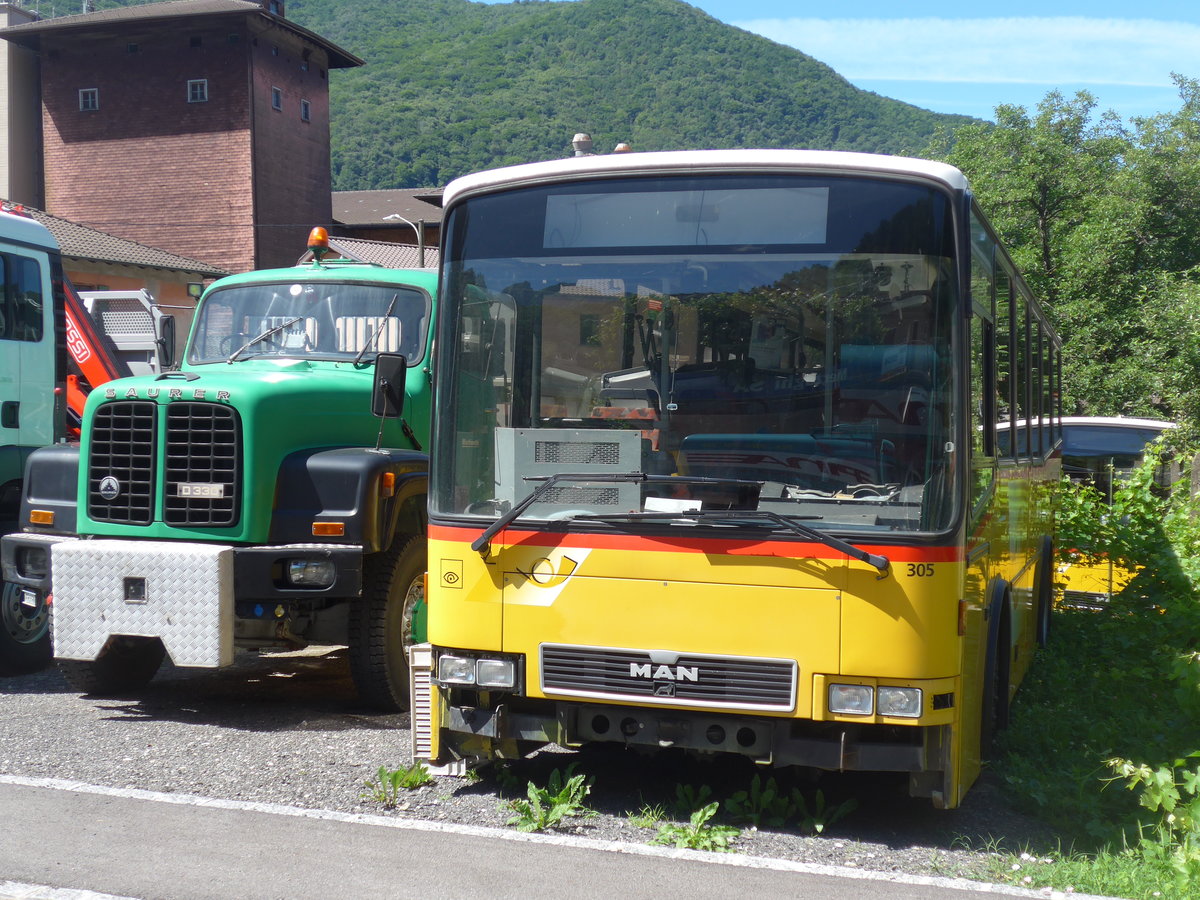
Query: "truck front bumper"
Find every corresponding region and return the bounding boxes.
[2,535,363,667]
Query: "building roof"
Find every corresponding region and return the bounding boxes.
[332,189,444,228]
[300,235,438,269]
[8,202,230,278]
[0,0,362,68]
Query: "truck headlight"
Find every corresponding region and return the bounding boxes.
[828,683,874,716]
[17,546,48,579]
[877,686,922,718]
[436,653,519,689]
[286,559,336,587]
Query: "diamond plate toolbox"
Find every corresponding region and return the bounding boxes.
[52,540,235,667]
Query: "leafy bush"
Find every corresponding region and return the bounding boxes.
[506,765,595,833]
[650,802,740,852]
[361,762,433,808]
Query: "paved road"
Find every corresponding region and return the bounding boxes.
[0,776,1098,900]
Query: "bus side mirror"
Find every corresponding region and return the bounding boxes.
[372,352,407,418]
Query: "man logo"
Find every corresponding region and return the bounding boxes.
[629,663,698,682]
[98,476,121,500]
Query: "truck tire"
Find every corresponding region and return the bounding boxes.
[0,580,52,675]
[58,636,165,695]
[349,534,425,711]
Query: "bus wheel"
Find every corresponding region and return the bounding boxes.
[58,636,165,695]
[0,581,52,675]
[980,585,1012,758]
[350,534,426,711]
[1035,536,1054,647]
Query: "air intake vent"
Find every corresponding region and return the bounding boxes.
[163,403,241,526]
[88,401,157,524]
[541,645,797,711]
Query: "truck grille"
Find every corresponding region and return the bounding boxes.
[540,645,797,711]
[87,400,242,528]
[88,401,157,524]
[164,403,241,527]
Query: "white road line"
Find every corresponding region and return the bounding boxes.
[0,773,1114,899]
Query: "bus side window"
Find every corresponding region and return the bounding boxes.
[1,254,45,343]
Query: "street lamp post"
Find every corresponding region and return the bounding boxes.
[381,213,426,267]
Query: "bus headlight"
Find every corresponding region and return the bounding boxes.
[438,655,477,684]
[476,658,516,689]
[829,683,874,715]
[436,653,520,690]
[877,686,922,718]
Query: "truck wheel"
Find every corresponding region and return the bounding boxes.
[0,581,52,675]
[58,636,165,695]
[350,534,425,711]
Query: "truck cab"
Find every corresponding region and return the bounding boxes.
[3,232,438,708]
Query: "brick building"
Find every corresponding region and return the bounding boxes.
[0,0,361,274]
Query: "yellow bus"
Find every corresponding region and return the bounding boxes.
[415,150,1061,808]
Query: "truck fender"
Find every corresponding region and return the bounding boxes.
[269,447,427,554]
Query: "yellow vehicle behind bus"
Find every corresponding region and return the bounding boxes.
[415,149,1061,808]
[1053,416,1174,606]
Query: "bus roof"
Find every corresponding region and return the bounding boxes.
[442,149,970,208]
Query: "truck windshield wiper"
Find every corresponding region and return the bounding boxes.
[227,316,303,362]
[353,293,399,366]
[470,472,762,559]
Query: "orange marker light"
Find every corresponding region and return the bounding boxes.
[307,226,330,260]
[29,509,54,526]
[312,522,345,537]
[381,471,396,498]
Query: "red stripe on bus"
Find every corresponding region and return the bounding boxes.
[428,523,963,562]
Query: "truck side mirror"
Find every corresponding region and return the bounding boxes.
[158,315,176,370]
[372,352,407,418]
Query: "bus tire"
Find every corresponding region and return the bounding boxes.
[980,582,1012,758]
[0,581,52,675]
[58,636,165,695]
[1035,535,1054,647]
[349,533,425,712]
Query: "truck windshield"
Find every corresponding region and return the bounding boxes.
[187,281,431,365]
[434,173,959,535]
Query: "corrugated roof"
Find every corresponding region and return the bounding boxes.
[0,0,362,68]
[300,236,439,270]
[332,189,444,227]
[10,202,230,277]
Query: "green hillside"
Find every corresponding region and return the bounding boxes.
[86,0,975,189]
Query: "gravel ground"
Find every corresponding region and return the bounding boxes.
[0,648,1062,887]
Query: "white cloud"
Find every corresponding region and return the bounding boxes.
[731,17,1199,86]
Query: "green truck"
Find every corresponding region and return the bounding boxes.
[1,232,437,709]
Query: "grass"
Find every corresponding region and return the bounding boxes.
[985,456,1200,898]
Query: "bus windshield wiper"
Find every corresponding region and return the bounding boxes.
[583,509,890,576]
[353,293,399,366]
[470,472,762,559]
[227,316,303,362]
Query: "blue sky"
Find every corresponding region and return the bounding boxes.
[480,0,1200,122]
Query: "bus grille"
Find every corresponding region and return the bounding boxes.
[88,401,157,524]
[540,645,797,711]
[164,403,241,527]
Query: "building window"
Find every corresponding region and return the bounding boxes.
[268,0,282,14]
[78,88,98,112]
[300,99,310,122]
[271,87,282,111]
[188,79,208,103]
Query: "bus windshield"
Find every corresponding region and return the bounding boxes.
[188,280,432,365]
[435,173,958,535]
